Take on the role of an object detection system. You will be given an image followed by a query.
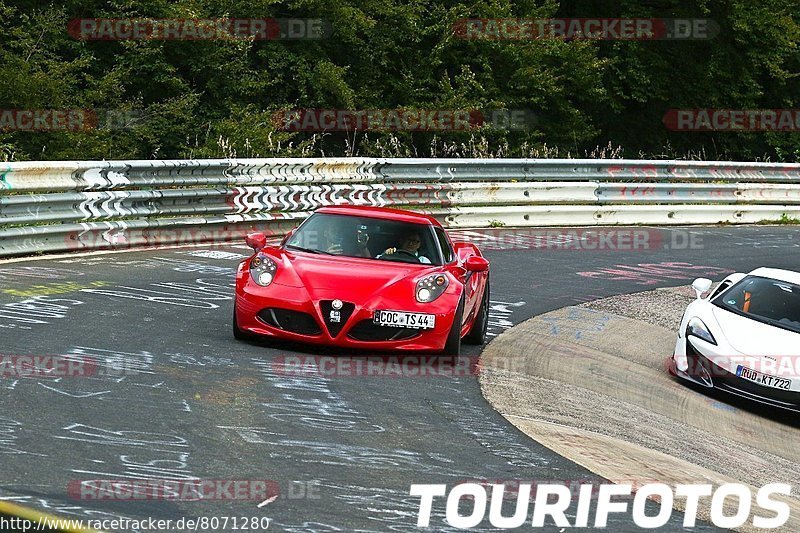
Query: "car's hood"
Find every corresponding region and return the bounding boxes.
[710,305,800,356]
[275,250,435,299]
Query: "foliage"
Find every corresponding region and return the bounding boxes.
[0,0,797,160]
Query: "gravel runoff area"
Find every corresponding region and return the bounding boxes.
[578,284,697,330]
[480,285,800,533]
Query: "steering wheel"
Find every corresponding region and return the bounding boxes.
[378,249,421,263]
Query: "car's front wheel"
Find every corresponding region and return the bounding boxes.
[464,280,490,345]
[442,296,464,356]
[232,302,250,341]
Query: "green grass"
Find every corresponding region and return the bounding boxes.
[757,213,800,225]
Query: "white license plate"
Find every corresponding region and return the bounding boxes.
[373,310,435,329]
[736,365,792,390]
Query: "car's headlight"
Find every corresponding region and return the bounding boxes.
[250,255,277,286]
[686,317,717,345]
[416,274,449,303]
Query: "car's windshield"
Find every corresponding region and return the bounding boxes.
[285,213,443,265]
[712,275,800,334]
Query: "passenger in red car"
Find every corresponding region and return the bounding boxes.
[323,222,371,258]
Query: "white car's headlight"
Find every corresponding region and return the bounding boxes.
[686,317,717,345]
[416,274,449,303]
[250,255,277,286]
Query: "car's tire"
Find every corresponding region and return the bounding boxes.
[232,302,250,341]
[442,295,464,356]
[464,279,490,345]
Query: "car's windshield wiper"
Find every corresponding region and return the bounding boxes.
[285,244,334,255]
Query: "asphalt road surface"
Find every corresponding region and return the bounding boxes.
[0,225,798,532]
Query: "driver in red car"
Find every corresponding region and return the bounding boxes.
[323,221,371,258]
[382,230,431,263]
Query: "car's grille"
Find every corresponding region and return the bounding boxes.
[347,319,421,342]
[685,339,713,385]
[320,300,355,338]
[257,308,321,336]
[685,340,701,362]
[686,339,800,408]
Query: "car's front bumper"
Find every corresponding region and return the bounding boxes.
[235,280,458,352]
[671,338,800,412]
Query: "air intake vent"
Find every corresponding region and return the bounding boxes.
[257,308,321,336]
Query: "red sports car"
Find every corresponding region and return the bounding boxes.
[233,205,490,354]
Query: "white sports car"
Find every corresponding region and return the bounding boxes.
[670,267,800,411]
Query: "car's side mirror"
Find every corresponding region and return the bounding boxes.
[453,241,478,261]
[245,232,267,252]
[692,278,713,299]
[465,255,489,273]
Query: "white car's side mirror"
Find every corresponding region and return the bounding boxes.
[691,278,713,299]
